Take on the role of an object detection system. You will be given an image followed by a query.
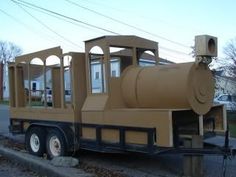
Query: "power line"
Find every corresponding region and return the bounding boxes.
[11,0,83,49]
[159,45,189,56]
[14,0,119,35]
[78,0,204,35]
[64,0,190,49]
[12,0,190,56]
[160,50,192,62]
[11,0,104,35]
[0,8,32,32]
[0,7,61,45]
[64,0,191,56]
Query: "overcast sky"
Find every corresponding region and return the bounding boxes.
[1,0,236,63]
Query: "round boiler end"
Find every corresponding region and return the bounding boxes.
[187,64,214,115]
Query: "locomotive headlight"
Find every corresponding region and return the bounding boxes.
[195,35,217,57]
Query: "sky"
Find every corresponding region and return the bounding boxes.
[1,0,236,63]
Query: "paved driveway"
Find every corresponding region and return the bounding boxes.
[0,105,10,135]
[0,104,24,143]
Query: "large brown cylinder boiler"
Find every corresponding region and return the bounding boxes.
[121,62,214,115]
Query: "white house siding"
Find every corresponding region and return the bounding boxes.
[64,70,71,90]
[91,60,120,93]
[3,64,9,100]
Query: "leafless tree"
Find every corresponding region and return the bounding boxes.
[223,38,236,76]
[0,41,22,64]
[0,41,22,100]
[190,45,196,58]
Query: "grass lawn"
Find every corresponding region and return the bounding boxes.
[227,112,236,137]
[229,124,236,138]
[0,100,42,106]
[0,100,9,105]
[227,112,236,120]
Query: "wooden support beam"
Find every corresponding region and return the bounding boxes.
[192,135,203,177]
[183,138,192,176]
[199,115,204,136]
[183,135,204,177]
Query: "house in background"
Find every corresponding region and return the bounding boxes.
[0,63,3,100]
[213,69,236,97]
[2,63,10,100]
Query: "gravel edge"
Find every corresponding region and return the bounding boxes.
[0,145,94,177]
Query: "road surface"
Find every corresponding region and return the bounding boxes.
[0,105,10,135]
[0,155,43,177]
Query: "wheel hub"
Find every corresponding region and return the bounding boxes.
[49,136,61,157]
[30,133,40,152]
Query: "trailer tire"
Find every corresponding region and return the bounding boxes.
[25,127,46,157]
[46,129,67,159]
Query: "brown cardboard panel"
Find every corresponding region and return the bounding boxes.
[52,67,61,108]
[101,129,120,143]
[204,104,226,131]
[82,127,96,140]
[82,109,173,147]
[85,36,158,51]
[10,107,74,122]
[9,66,16,107]
[15,47,62,63]
[82,95,108,111]
[125,131,147,145]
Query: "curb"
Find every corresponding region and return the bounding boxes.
[0,145,94,177]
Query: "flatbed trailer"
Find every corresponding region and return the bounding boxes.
[8,35,234,160]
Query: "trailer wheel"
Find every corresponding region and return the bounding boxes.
[46,129,67,159]
[25,127,46,156]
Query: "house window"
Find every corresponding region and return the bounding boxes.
[95,72,100,80]
[110,58,120,77]
[89,46,106,94]
[32,82,37,91]
[111,70,116,77]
